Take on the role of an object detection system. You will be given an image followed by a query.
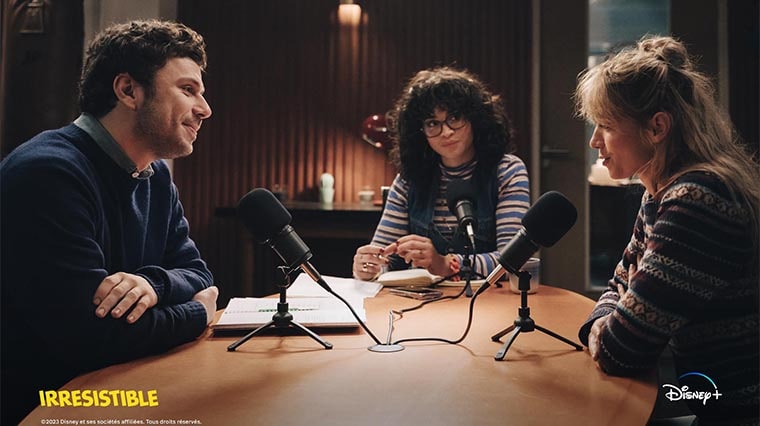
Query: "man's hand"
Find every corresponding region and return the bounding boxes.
[93,272,159,323]
[192,286,219,325]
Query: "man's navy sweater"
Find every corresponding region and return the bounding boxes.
[1,123,213,423]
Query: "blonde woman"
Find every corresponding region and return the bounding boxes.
[576,36,759,425]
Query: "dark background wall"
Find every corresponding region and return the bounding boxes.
[173,0,533,300]
[1,0,83,157]
[0,0,757,303]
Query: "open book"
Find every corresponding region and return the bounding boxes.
[376,268,485,288]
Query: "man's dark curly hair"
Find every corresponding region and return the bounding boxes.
[388,67,515,193]
[79,19,207,117]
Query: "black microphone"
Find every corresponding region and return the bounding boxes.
[481,191,577,288]
[237,188,385,347]
[446,178,478,250]
[237,188,329,292]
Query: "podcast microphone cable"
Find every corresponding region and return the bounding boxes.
[390,230,486,320]
[376,270,466,347]
[391,281,492,346]
[390,276,466,319]
[385,252,493,346]
[384,190,578,348]
[276,266,383,346]
[313,276,384,346]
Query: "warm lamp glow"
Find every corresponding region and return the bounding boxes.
[338,2,361,26]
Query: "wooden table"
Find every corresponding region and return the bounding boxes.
[23,285,657,426]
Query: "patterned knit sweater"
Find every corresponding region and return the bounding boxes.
[371,154,530,277]
[579,171,759,425]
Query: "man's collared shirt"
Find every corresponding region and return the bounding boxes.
[73,113,154,180]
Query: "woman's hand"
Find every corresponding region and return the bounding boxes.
[587,314,608,361]
[352,244,389,280]
[393,235,450,277]
[588,284,626,364]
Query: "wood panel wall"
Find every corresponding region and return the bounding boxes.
[1,0,83,158]
[175,0,532,300]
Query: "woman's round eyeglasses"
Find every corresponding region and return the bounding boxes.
[421,114,467,137]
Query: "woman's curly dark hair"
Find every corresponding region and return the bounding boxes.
[388,67,515,193]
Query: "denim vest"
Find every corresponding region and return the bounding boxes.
[389,171,498,270]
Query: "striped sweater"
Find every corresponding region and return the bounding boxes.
[579,171,759,425]
[370,153,530,278]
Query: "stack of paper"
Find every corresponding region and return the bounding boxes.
[212,275,382,331]
[212,297,363,330]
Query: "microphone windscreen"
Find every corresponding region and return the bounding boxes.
[237,188,292,243]
[521,191,577,247]
[446,178,477,213]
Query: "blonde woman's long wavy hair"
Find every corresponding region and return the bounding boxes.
[575,35,760,258]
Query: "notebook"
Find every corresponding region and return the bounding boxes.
[376,269,438,286]
[212,297,364,331]
[376,268,485,288]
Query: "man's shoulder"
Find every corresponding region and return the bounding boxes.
[2,125,91,170]
[1,125,97,189]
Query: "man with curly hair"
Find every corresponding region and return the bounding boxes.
[1,20,218,423]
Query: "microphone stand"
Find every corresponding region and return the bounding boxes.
[228,266,332,352]
[458,224,484,297]
[460,246,476,298]
[458,240,497,294]
[490,270,582,360]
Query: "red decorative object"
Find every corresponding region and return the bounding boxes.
[361,114,392,150]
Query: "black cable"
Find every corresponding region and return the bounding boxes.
[386,273,468,346]
[390,258,483,318]
[389,251,492,345]
[428,270,464,288]
[325,243,488,347]
[319,278,383,345]
[392,247,486,318]
[390,284,466,318]
[391,282,491,346]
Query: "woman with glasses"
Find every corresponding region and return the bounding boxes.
[352,66,530,281]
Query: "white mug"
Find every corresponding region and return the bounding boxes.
[358,190,375,204]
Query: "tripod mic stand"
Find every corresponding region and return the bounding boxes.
[459,248,484,297]
[428,250,486,297]
[228,267,333,352]
[490,270,582,360]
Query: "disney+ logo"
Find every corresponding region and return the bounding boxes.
[662,372,722,406]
